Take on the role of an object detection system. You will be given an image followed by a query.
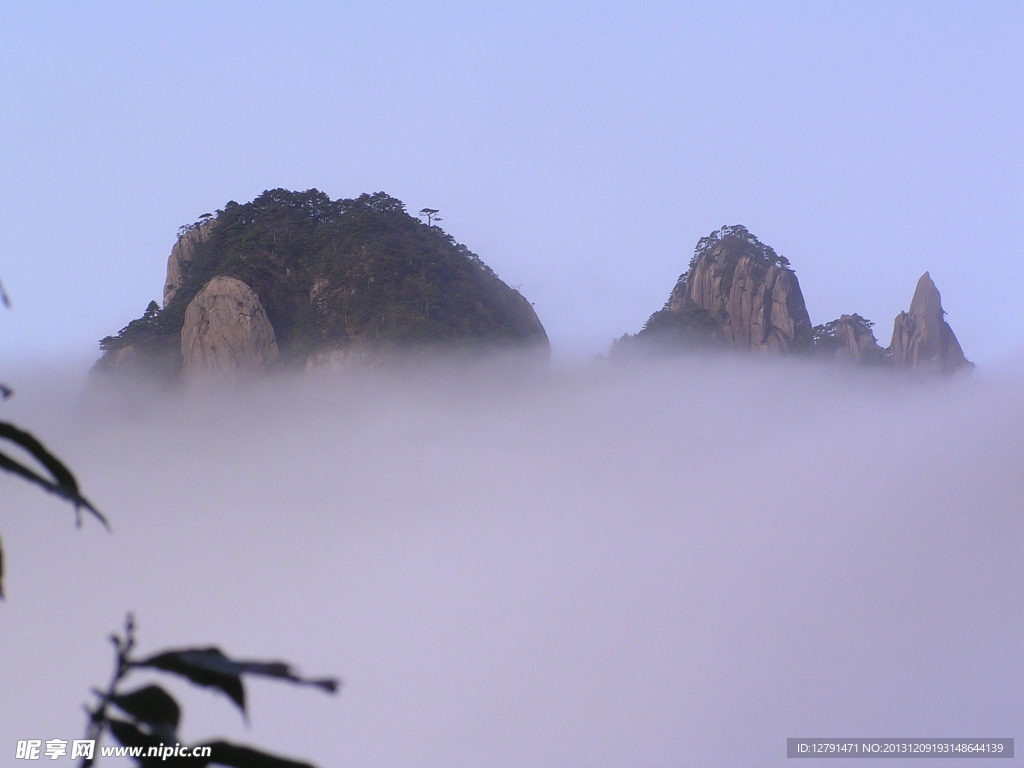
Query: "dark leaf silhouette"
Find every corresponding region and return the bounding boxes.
[85,618,336,767]
[134,647,339,719]
[134,648,247,716]
[0,421,108,530]
[222,659,339,694]
[2,280,107,602]
[110,684,181,742]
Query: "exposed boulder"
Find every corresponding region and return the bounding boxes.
[180,276,279,378]
[164,217,217,306]
[889,272,971,373]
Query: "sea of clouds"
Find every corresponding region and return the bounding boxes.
[2,353,1021,767]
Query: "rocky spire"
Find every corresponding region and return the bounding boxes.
[889,272,971,373]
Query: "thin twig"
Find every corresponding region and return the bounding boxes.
[79,613,135,768]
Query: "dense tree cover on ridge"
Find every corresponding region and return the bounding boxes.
[610,301,721,356]
[98,189,544,376]
[811,313,875,350]
[689,224,791,271]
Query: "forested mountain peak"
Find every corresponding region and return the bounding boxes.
[96,189,548,380]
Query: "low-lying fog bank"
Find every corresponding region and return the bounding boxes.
[2,353,1021,767]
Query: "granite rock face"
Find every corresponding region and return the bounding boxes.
[666,236,812,353]
[180,276,279,378]
[834,314,885,363]
[889,272,971,373]
[164,217,217,306]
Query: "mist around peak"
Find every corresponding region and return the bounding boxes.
[2,352,1020,767]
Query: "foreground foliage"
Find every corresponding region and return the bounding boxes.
[5,285,338,767]
[82,615,338,768]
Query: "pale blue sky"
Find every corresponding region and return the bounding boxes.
[2,1,1022,366]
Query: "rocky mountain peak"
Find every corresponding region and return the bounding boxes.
[628,225,812,354]
[616,229,971,376]
[889,272,972,373]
